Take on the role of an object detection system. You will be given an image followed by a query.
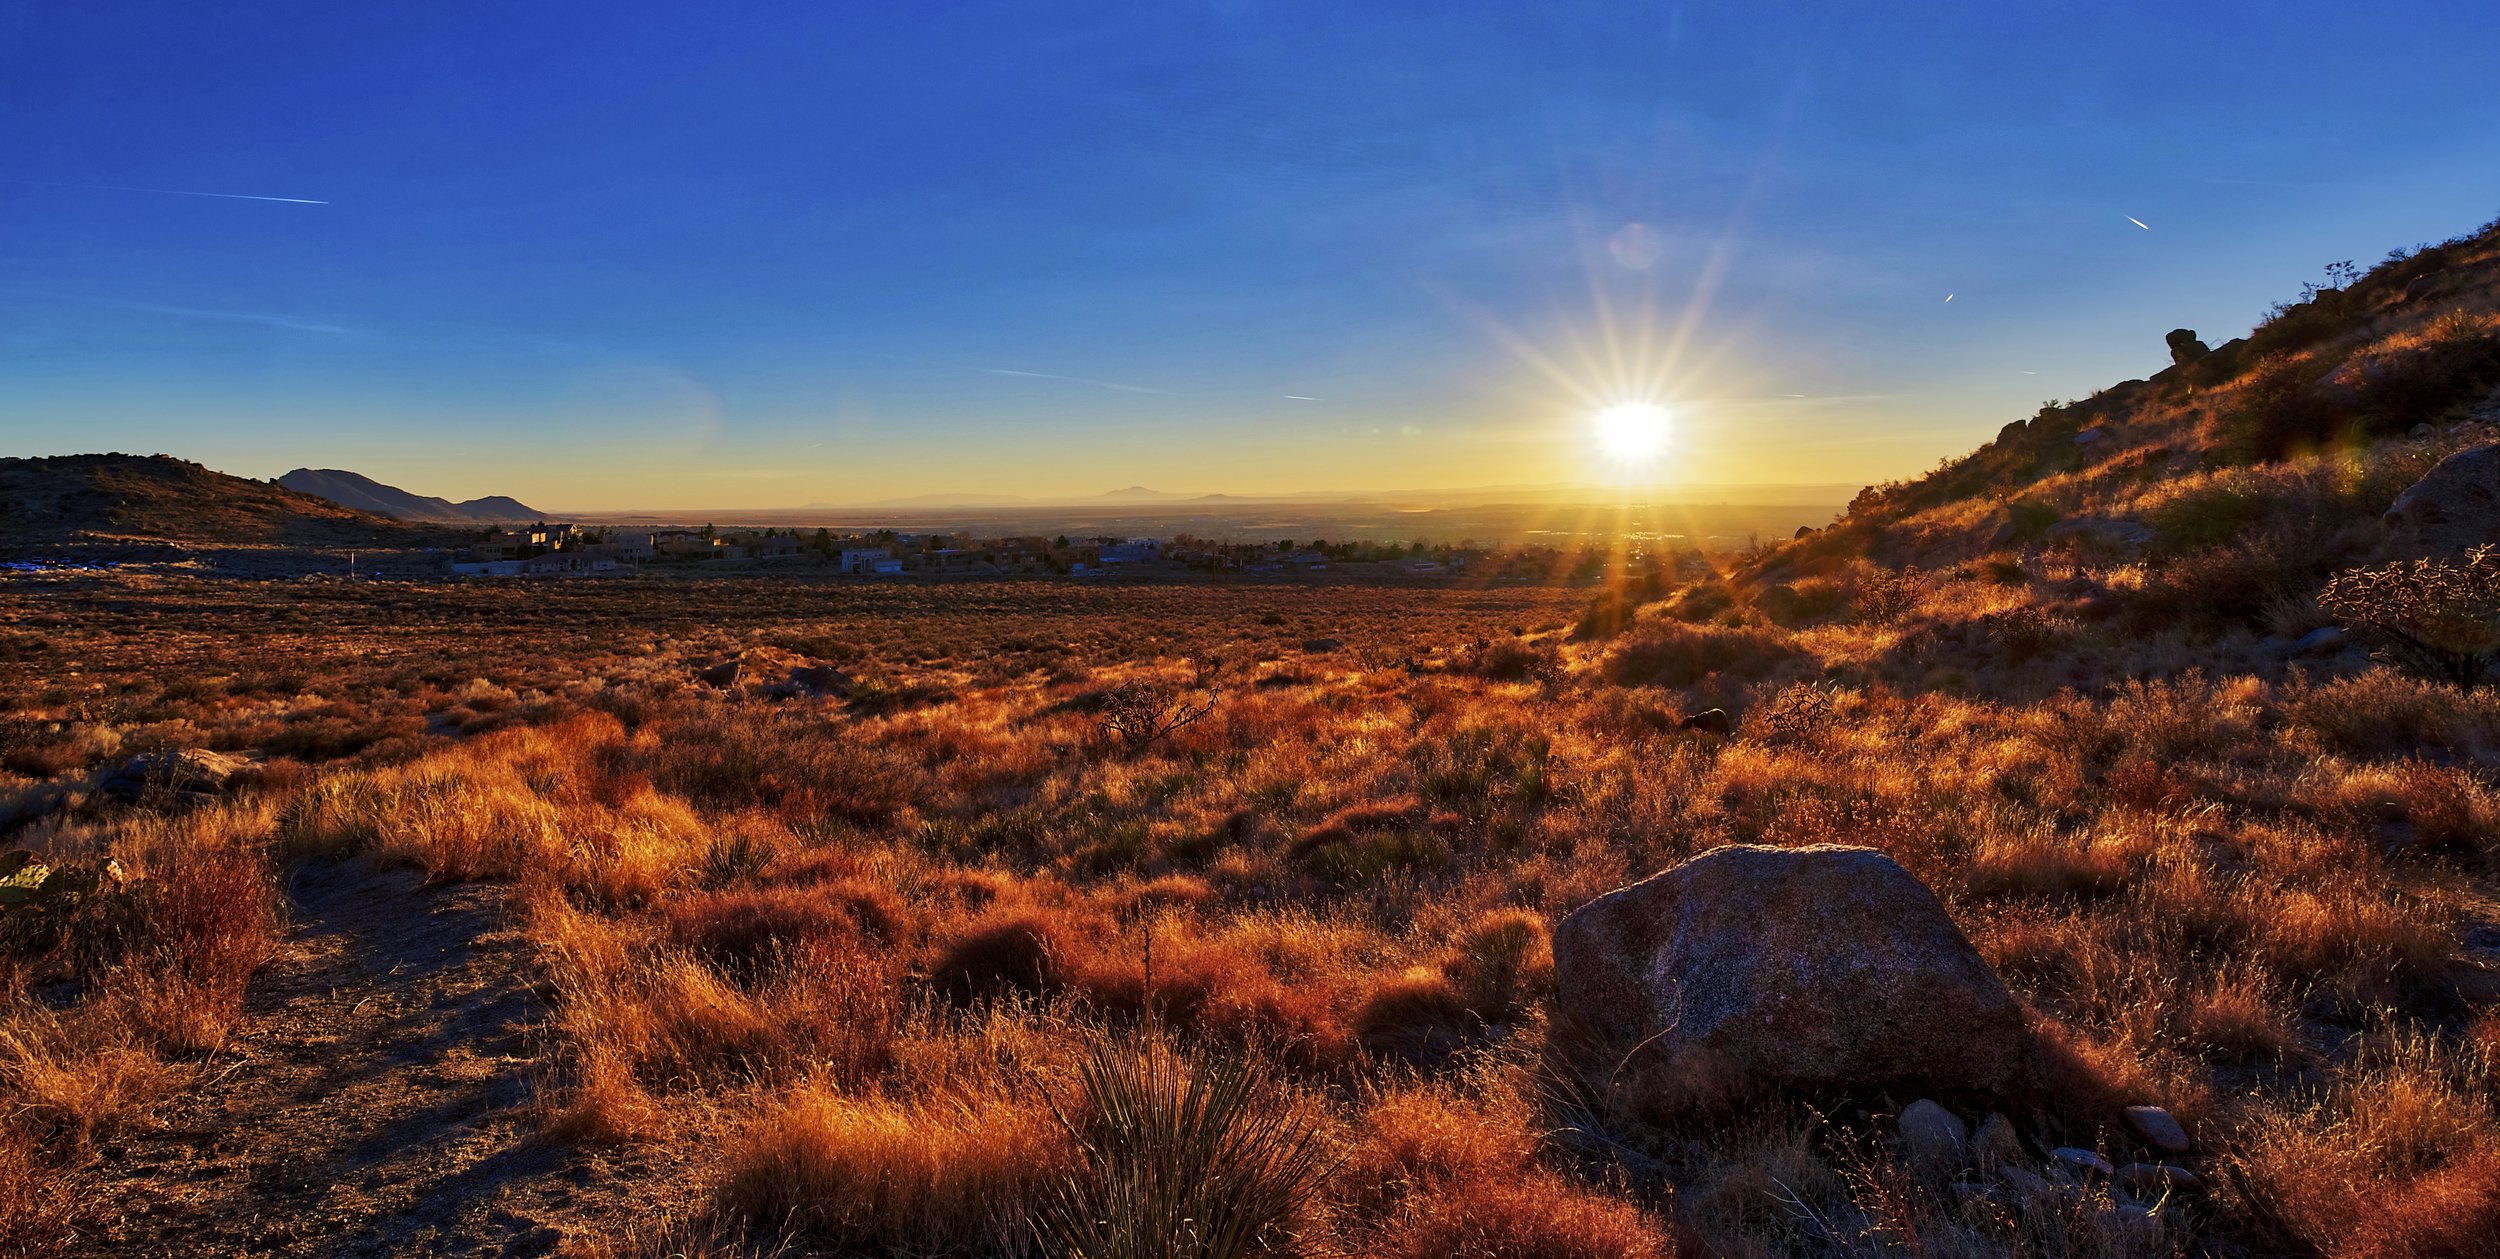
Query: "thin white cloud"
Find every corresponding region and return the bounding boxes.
[12,290,359,335]
[1284,394,1317,400]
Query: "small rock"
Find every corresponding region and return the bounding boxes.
[1898,1099,1970,1180]
[2114,1163,2203,1194]
[1300,638,1342,654]
[1973,1112,2023,1173]
[2051,1147,2114,1176]
[1998,1164,2057,1199]
[2073,426,2107,446]
[2295,626,2347,654]
[2123,1105,2191,1154]
[1677,707,1734,737]
[785,665,853,698]
[2414,422,2438,438]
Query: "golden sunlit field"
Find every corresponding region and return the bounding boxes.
[7,542,2500,1256]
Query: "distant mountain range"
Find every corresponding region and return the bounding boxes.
[0,454,436,553]
[277,469,541,524]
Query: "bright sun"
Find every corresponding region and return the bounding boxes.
[1592,402,1671,464]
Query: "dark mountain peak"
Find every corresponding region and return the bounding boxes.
[278,468,540,523]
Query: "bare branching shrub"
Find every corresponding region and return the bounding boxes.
[1980,604,2058,659]
[2319,546,2500,691]
[1094,679,1218,752]
[1852,565,1924,626]
[1742,681,1849,745]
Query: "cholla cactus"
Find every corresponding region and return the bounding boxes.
[2318,545,2500,691]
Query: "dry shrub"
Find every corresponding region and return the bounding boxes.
[1087,934,1352,1067]
[1341,1085,1670,1259]
[2180,965,2300,1064]
[539,1048,662,1146]
[715,1086,1068,1253]
[1335,1086,1538,1215]
[1354,909,1557,1064]
[124,826,278,1013]
[0,1025,174,1154]
[2324,760,2499,861]
[555,949,897,1092]
[2258,885,2450,992]
[666,881,909,979]
[0,1127,68,1259]
[1441,908,1553,1023]
[1119,873,1215,914]
[1602,621,1801,687]
[930,906,1097,1001]
[645,709,921,827]
[1373,1174,1670,1259]
[1289,796,1428,856]
[2230,1036,2500,1257]
[1965,825,2144,903]
[2283,670,2498,759]
[1352,970,1477,1067]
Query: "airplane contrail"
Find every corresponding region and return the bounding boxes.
[58,182,327,205]
[981,367,1158,394]
[2126,216,2151,230]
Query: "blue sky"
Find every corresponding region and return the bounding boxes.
[5,2,2498,509]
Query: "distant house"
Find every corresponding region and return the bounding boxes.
[838,547,895,574]
[652,531,723,559]
[744,532,802,559]
[599,534,657,562]
[1100,538,1162,564]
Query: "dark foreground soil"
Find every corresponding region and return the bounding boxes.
[63,863,675,1257]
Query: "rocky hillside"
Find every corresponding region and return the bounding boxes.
[1702,212,2500,649]
[0,454,439,555]
[277,467,540,524]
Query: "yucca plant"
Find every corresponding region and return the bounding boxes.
[1036,1033,1331,1259]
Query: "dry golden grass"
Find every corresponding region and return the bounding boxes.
[714,1085,1072,1253]
[5,552,2500,1255]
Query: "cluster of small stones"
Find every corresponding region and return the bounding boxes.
[1898,1098,2199,1227]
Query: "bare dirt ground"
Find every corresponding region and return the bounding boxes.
[63,862,670,1258]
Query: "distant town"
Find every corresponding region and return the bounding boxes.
[442,522,1683,584]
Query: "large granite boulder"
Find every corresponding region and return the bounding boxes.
[2385,442,2500,556]
[1553,844,2027,1100]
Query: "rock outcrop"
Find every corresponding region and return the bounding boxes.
[697,649,853,698]
[2385,442,2500,556]
[98,747,246,802]
[2165,328,2210,366]
[1552,844,2027,1101]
